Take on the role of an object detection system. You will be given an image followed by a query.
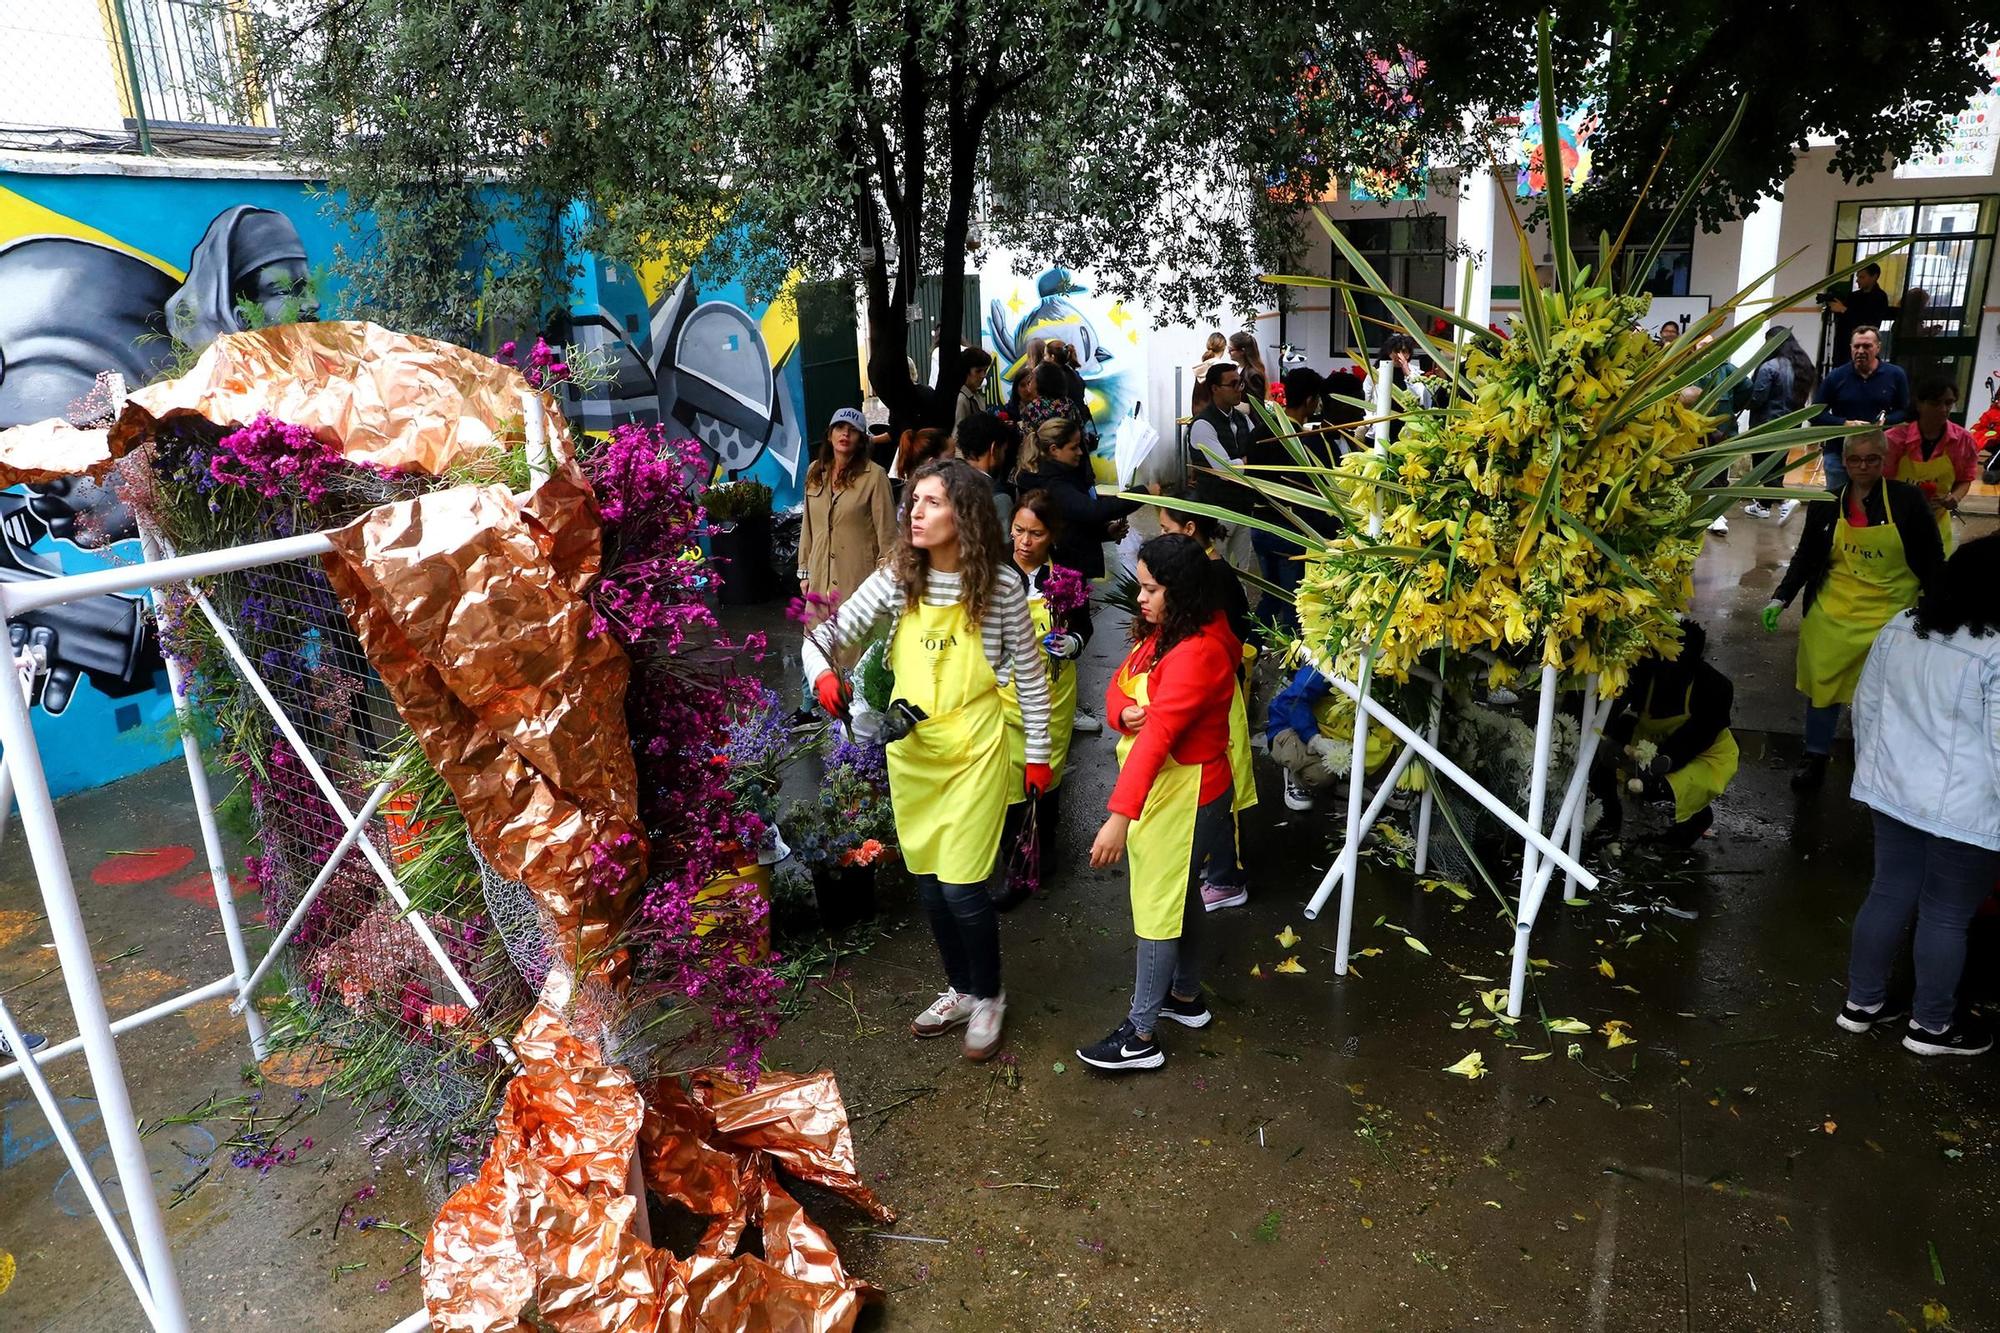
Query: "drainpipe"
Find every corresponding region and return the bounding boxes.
[105,0,153,155]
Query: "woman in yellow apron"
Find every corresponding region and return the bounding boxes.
[1078,535,1240,1073]
[1156,505,1258,910]
[1885,379,1977,555]
[1597,620,1738,846]
[806,460,1053,1062]
[995,491,1083,908]
[1761,432,1944,791]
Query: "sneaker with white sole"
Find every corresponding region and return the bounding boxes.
[1902,1018,1992,1057]
[1708,515,1729,534]
[1072,709,1104,735]
[910,987,976,1038]
[963,994,1006,1061]
[1200,882,1249,912]
[1077,1019,1165,1071]
[1835,998,1908,1034]
[0,1031,48,1058]
[1283,772,1315,812]
[1776,499,1799,524]
[1156,990,1213,1028]
[1742,501,1772,519]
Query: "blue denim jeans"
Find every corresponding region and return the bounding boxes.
[1129,788,1234,1033]
[916,873,1001,1000]
[1250,527,1304,636]
[1848,812,2000,1031]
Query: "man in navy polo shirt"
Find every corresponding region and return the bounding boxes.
[1811,326,1909,490]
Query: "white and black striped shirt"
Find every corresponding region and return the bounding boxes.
[803,566,1053,763]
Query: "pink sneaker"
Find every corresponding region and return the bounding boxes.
[1201,883,1248,912]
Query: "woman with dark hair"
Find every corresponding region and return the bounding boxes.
[1840,534,2000,1056]
[993,489,1084,907]
[805,459,1052,1062]
[1884,378,1977,552]
[890,426,953,492]
[1077,534,1239,1072]
[798,406,896,602]
[1761,430,1945,791]
[1019,361,1084,434]
[1594,620,1738,846]
[1227,330,1268,402]
[1155,502,1257,909]
[1014,417,1146,582]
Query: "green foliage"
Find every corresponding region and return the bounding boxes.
[701,479,774,526]
[855,636,894,714]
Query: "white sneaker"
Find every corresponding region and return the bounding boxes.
[1708,515,1729,534]
[1283,771,1316,812]
[1776,499,1799,524]
[1742,501,1772,519]
[1072,709,1104,735]
[964,993,1006,1061]
[911,987,976,1038]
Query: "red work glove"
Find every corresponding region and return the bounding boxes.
[813,671,851,719]
[1025,763,1054,797]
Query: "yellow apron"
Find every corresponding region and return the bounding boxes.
[1892,440,1958,553]
[1225,642,1258,815]
[1113,665,1207,941]
[1001,584,1076,804]
[886,598,1010,883]
[1633,678,1738,825]
[1795,509,1919,708]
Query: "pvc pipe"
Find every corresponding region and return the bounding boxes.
[522,388,551,488]
[384,1312,434,1333]
[1411,683,1443,877]
[233,780,394,1008]
[1306,649,1596,889]
[1304,735,1420,923]
[0,529,338,617]
[1506,666,1561,1018]
[187,591,501,1040]
[1371,358,1394,450]
[1325,645,1376,969]
[0,605,190,1330]
[138,521,266,1058]
[0,974,239,1088]
[0,994,163,1328]
[1520,686,1612,928]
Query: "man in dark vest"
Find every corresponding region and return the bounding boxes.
[1189,360,1256,517]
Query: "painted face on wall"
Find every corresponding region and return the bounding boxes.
[240,258,318,326]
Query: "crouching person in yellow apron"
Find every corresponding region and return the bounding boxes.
[1596,620,1739,847]
[1076,535,1239,1073]
[805,461,1052,1062]
[1762,433,1942,793]
[996,492,1082,908]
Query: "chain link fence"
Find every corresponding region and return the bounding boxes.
[0,0,277,156]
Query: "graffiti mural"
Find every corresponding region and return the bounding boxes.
[0,171,338,795]
[984,266,1147,455]
[560,246,808,509]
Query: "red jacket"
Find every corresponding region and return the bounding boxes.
[1105,613,1240,819]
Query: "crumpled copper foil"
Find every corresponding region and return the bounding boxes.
[321,464,649,948]
[425,1005,891,1333]
[107,321,567,476]
[0,418,114,489]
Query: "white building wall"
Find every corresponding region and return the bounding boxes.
[0,1,126,135]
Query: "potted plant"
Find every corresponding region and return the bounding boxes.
[782,732,896,931]
[703,478,776,605]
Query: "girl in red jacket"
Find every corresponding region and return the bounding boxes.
[1077,534,1242,1072]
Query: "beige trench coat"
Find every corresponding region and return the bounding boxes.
[799,461,897,600]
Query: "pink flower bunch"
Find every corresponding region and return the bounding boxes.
[583,424,718,649]
[209,413,347,505]
[307,902,436,1020]
[1040,563,1090,617]
[496,337,571,389]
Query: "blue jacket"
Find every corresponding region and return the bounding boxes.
[1811,361,1910,429]
[1267,665,1332,743]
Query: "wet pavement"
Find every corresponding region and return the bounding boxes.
[2,511,1997,1330]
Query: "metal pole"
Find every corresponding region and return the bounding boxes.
[0,974,238,1088]
[138,521,266,1058]
[1507,665,1561,1019]
[105,0,154,155]
[0,604,189,1330]
[234,780,393,1005]
[0,994,163,1328]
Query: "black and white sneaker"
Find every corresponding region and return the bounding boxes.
[1835,999,1908,1034]
[1902,1019,1993,1058]
[0,1030,48,1058]
[1157,990,1213,1029]
[1077,1020,1165,1071]
[1282,772,1315,812]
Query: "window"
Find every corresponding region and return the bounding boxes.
[1326,216,1447,356]
[124,0,275,130]
[1830,196,1998,419]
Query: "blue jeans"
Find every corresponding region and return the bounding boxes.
[1848,812,2000,1031]
[1129,788,1234,1033]
[1804,702,1842,756]
[1820,446,1848,494]
[1251,528,1304,635]
[917,873,1001,1000]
